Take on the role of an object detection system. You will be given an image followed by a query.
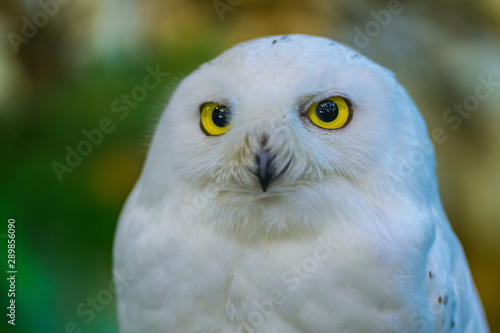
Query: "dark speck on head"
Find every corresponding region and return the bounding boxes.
[272,39,277,45]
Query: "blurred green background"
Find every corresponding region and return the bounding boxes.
[0,0,499,332]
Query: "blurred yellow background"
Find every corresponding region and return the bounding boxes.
[0,0,499,332]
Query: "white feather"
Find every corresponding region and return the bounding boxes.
[114,35,488,332]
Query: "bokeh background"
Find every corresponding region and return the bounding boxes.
[1,0,499,332]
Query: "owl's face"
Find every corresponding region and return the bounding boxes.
[143,35,433,238]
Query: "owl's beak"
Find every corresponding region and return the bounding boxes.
[255,150,275,192]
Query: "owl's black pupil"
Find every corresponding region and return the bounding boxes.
[316,100,339,122]
[212,105,231,127]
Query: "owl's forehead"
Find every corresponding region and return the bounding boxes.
[204,35,365,74]
[184,35,393,110]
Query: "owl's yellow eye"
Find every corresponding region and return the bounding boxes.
[200,102,232,136]
[307,97,350,129]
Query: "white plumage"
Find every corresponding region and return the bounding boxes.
[113,35,489,332]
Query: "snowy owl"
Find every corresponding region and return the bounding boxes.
[113,35,488,332]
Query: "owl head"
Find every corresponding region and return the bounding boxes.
[137,35,437,241]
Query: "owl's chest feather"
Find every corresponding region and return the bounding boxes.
[128,224,432,333]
